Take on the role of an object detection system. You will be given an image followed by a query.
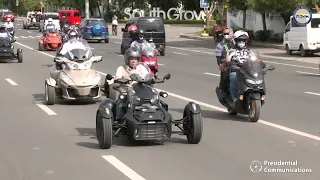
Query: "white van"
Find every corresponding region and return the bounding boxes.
[39,12,60,32]
[283,14,320,56]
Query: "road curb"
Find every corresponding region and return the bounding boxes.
[180,33,284,50]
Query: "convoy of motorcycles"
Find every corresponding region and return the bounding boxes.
[9,14,275,148]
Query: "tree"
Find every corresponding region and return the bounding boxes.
[229,0,252,28]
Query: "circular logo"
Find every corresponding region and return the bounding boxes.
[250,160,262,173]
[293,6,312,26]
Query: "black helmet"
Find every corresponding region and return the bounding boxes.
[138,29,145,40]
[124,47,140,66]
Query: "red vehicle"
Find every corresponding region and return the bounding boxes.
[1,11,15,22]
[38,29,62,51]
[131,40,159,77]
[57,10,81,25]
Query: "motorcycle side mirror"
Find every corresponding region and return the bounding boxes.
[266,65,275,71]
[106,74,114,80]
[121,28,125,32]
[163,73,171,80]
[159,91,168,98]
[93,56,103,62]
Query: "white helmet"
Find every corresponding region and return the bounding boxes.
[233,30,249,39]
[48,18,53,22]
[234,30,249,49]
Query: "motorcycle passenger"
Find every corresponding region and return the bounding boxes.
[114,47,151,121]
[226,30,265,102]
[128,24,139,43]
[0,25,11,38]
[216,27,234,92]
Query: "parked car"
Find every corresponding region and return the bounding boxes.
[1,10,15,22]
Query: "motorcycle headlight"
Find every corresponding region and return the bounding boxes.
[11,45,13,49]
[93,73,101,84]
[246,79,263,84]
[60,72,72,84]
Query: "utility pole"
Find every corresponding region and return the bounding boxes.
[85,0,89,18]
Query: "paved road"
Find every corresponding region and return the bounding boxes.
[0,20,319,180]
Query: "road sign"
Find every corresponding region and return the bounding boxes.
[200,0,209,8]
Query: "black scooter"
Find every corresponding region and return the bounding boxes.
[216,55,275,122]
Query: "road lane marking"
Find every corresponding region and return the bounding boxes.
[167,46,214,54]
[35,103,57,115]
[296,71,320,76]
[263,61,318,70]
[204,72,220,77]
[112,53,123,57]
[27,31,31,33]
[304,92,320,96]
[102,155,146,180]
[15,41,320,141]
[173,52,189,56]
[20,36,27,38]
[5,78,18,85]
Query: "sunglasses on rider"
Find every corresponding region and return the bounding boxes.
[223,33,230,35]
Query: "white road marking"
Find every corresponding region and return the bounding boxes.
[304,92,320,96]
[20,36,27,38]
[296,71,320,76]
[204,72,220,77]
[263,60,318,70]
[15,41,320,141]
[27,31,31,33]
[112,53,123,57]
[18,28,22,30]
[5,78,18,85]
[28,36,34,38]
[114,41,121,44]
[35,103,57,115]
[102,155,146,180]
[173,52,189,56]
[15,36,19,38]
[167,46,214,55]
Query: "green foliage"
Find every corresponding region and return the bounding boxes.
[254,30,273,41]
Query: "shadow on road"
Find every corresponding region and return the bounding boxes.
[32,93,100,105]
[169,108,249,122]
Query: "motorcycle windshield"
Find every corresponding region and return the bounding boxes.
[63,40,93,62]
[241,55,263,78]
[140,42,155,57]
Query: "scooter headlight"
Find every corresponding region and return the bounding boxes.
[150,94,159,104]
[11,45,13,49]
[93,73,101,85]
[246,79,263,84]
[144,61,156,65]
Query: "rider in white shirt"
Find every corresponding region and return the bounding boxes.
[45,18,55,31]
[5,18,14,29]
[112,15,118,26]
[58,30,83,55]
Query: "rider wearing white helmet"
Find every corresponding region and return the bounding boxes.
[226,30,265,103]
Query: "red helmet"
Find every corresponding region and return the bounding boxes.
[128,24,138,35]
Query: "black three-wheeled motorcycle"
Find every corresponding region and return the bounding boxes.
[96,73,203,149]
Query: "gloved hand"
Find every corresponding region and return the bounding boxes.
[219,64,227,72]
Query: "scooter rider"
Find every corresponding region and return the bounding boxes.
[114,47,151,120]
[128,24,139,43]
[45,18,55,31]
[226,30,266,102]
[216,27,234,92]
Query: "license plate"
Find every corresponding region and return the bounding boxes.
[94,36,102,39]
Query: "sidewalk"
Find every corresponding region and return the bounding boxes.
[180,33,283,50]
